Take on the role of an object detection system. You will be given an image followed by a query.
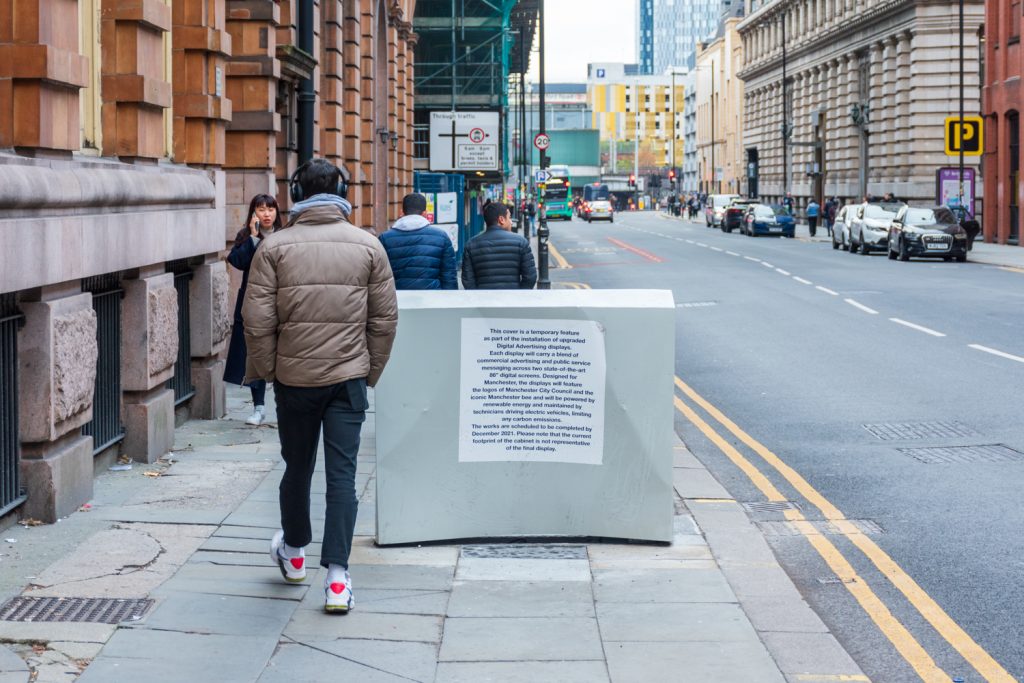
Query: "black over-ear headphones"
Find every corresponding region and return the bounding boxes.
[289,160,349,203]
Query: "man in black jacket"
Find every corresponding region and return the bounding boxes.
[461,202,537,289]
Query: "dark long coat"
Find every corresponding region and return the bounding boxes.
[223,229,260,385]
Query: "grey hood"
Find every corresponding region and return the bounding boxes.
[392,215,431,232]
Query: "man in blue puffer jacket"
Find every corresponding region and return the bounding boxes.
[379,194,458,290]
[461,202,537,290]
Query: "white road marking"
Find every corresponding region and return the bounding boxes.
[844,299,879,315]
[726,251,740,256]
[710,246,723,252]
[696,242,708,247]
[775,268,791,276]
[761,262,775,268]
[816,286,839,296]
[744,256,762,263]
[889,318,946,337]
[793,276,813,285]
[686,240,695,244]
[967,344,1024,364]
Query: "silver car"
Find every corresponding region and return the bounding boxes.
[831,205,854,251]
[849,202,904,255]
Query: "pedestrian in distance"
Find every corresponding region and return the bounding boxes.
[379,193,458,290]
[243,158,398,614]
[782,192,795,216]
[224,193,282,427]
[461,202,537,290]
[823,197,838,237]
[807,198,820,237]
[526,197,536,233]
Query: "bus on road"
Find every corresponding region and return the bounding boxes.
[542,166,572,220]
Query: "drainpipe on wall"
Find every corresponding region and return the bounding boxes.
[297,0,315,165]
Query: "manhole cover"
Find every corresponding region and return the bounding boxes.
[896,444,1024,464]
[0,597,154,624]
[461,544,587,560]
[742,501,801,514]
[862,421,979,441]
[757,519,883,537]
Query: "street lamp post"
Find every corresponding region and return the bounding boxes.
[958,0,965,207]
[536,0,550,289]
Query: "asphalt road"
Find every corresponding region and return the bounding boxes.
[544,210,1024,683]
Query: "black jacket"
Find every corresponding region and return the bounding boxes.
[461,226,537,290]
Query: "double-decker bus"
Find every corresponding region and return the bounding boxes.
[542,166,572,220]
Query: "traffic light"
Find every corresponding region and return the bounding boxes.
[628,173,636,188]
[668,168,676,185]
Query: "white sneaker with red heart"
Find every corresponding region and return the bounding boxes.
[269,530,306,584]
[324,573,354,614]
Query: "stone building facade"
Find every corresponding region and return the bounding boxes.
[696,19,745,195]
[737,0,984,210]
[0,0,417,525]
[982,0,1022,245]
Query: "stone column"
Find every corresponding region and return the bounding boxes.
[172,0,234,164]
[100,0,173,159]
[0,0,89,151]
[342,1,363,223]
[844,54,858,193]
[868,42,884,187]
[189,261,230,419]
[319,0,345,169]
[895,32,912,181]
[224,0,281,234]
[120,274,177,464]
[387,9,400,220]
[18,293,97,522]
[359,2,376,231]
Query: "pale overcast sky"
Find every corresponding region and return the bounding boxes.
[527,0,638,83]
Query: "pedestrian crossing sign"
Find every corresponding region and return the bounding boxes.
[945,116,983,156]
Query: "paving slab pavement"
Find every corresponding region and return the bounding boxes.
[0,386,868,682]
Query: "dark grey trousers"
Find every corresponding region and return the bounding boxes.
[273,378,367,569]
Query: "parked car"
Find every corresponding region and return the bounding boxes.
[887,206,968,262]
[587,200,614,223]
[742,204,796,237]
[705,194,740,228]
[722,198,758,233]
[849,201,904,254]
[831,205,855,250]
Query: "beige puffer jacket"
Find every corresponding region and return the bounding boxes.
[242,204,398,387]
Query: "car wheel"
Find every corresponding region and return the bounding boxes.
[860,236,871,255]
[832,234,840,250]
[956,254,966,262]
[898,238,910,262]
[849,236,859,254]
[887,244,897,260]
[943,256,953,262]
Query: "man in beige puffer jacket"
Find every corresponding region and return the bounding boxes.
[242,158,397,613]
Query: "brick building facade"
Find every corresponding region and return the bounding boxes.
[983,0,1022,245]
[0,0,417,525]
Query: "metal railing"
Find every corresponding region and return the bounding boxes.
[167,270,195,405]
[0,294,26,516]
[81,279,124,455]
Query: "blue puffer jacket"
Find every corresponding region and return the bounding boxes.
[461,226,537,290]
[379,215,458,290]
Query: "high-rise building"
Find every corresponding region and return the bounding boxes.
[652,0,741,72]
[638,0,655,74]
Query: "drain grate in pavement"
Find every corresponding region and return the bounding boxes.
[461,544,588,560]
[757,519,884,537]
[742,501,801,514]
[0,597,154,624]
[862,421,979,441]
[896,444,1024,464]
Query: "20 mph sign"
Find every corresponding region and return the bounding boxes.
[534,133,550,150]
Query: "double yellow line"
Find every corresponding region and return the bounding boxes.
[675,376,1014,683]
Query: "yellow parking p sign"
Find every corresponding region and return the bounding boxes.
[945,116,983,156]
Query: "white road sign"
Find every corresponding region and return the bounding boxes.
[534,133,551,150]
[535,170,552,183]
[429,111,500,172]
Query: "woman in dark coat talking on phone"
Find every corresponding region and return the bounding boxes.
[224,194,282,425]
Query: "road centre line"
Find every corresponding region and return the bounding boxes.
[793,276,813,285]
[606,237,666,263]
[674,376,1015,682]
[816,286,839,296]
[696,242,708,247]
[844,299,879,315]
[761,262,775,268]
[744,256,762,262]
[726,251,740,256]
[686,240,695,244]
[710,246,723,252]
[673,393,949,682]
[968,344,1024,364]
[775,268,791,276]
[889,318,946,337]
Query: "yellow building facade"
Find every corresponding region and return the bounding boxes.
[696,19,745,194]
[588,65,686,172]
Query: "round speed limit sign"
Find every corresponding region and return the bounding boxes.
[533,133,550,150]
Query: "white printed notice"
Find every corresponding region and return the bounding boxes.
[459,318,606,464]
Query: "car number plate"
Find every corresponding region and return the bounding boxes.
[769,226,782,231]
[926,242,948,250]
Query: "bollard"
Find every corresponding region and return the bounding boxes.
[537,214,550,290]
